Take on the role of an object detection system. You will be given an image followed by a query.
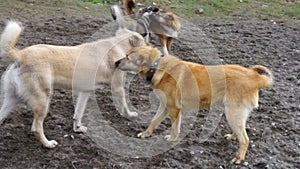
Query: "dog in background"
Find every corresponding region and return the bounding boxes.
[115,46,273,164]
[112,1,181,55]
[0,19,145,148]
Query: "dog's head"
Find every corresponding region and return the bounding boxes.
[115,46,161,77]
[138,6,160,15]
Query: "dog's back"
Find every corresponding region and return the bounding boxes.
[158,56,273,109]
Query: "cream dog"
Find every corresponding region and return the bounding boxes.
[116,46,273,164]
[0,20,145,148]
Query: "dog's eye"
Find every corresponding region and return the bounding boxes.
[141,33,148,37]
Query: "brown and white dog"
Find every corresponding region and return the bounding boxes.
[115,46,273,164]
[112,1,181,55]
[0,20,145,148]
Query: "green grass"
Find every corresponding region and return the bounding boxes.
[258,0,300,19]
[170,0,300,19]
[78,0,118,5]
[173,0,254,17]
[79,0,300,20]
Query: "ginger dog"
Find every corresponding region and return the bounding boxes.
[115,46,273,164]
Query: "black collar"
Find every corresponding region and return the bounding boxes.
[146,57,162,82]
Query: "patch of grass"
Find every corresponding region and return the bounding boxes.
[78,0,118,5]
[168,0,299,20]
[258,0,300,19]
[78,0,299,20]
[175,0,254,17]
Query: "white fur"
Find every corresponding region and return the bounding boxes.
[0,21,23,57]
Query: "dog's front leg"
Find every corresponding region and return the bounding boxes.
[73,92,90,133]
[138,100,168,139]
[164,107,181,141]
[138,89,168,138]
[111,71,137,117]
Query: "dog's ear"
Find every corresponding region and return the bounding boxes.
[166,14,175,21]
[129,35,143,47]
[151,7,159,13]
[136,54,150,67]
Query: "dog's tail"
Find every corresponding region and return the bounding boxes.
[0,21,23,62]
[251,65,274,88]
[111,5,126,29]
[124,0,136,15]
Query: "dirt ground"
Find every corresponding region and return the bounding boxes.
[0,0,299,168]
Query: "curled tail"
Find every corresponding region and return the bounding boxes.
[0,21,23,62]
[110,5,126,29]
[251,65,273,88]
[124,0,136,15]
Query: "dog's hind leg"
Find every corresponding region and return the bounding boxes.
[0,89,19,124]
[164,107,181,141]
[0,70,20,124]
[166,37,174,53]
[26,73,57,148]
[30,93,58,148]
[73,92,89,133]
[225,104,250,164]
[157,34,169,55]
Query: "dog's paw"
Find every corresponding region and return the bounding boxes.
[164,135,177,141]
[74,126,88,133]
[230,157,243,164]
[127,111,138,117]
[224,133,236,141]
[44,140,58,148]
[137,131,151,138]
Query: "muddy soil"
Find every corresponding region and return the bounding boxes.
[0,1,299,169]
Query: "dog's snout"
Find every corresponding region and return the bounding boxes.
[115,59,122,67]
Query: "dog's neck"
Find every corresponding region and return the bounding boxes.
[146,56,162,82]
[137,16,150,41]
[146,55,183,87]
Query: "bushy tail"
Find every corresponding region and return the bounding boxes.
[0,21,23,62]
[110,5,126,29]
[251,65,273,88]
[124,0,136,15]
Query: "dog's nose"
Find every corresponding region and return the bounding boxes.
[115,60,121,67]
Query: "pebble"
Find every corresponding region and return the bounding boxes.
[64,134,74,139]
[293,49,300,53]
[195,8,204,15]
